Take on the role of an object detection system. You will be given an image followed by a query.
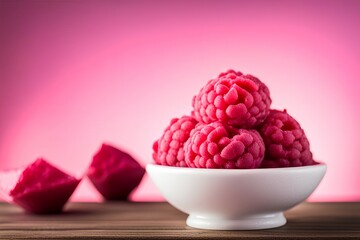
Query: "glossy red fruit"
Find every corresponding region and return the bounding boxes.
[87,144,145,200]
[8,158,81,214]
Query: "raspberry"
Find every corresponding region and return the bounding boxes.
[258,109,317,168]
[87,144,145,200]
[153,116,198,167]
[8,159,81,214]
[184,122,265,169]
[192,69,271,128]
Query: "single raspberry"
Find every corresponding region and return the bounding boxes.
[192,69,271,128]
[88,144,145,200]
[258,109,317,168]
[184,122,265,169]
[153,115,198,167]
[9,158,81,214]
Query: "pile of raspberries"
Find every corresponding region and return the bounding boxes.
[153,70,318,169]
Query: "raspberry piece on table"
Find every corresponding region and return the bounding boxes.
[153,115,198,167]
[192,69,271,128]
[184,122,265,169]
[8,159,81,214]
[258,109,317,168]
[87,144,145,200]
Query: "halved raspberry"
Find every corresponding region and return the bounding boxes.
[4,159,81,214]
[153,115,198,167]
[258,109,317,167]
[192,69,271,128]
[184,122,265,169]
[87,144,145,200]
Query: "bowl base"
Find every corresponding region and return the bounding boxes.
[186,212,286,230]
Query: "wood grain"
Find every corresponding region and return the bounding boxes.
[0,202,359,239]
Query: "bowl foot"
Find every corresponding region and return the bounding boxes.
[186,212,286,230]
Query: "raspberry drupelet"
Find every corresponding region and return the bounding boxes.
[153,115,198,167]
[258,109,318,168]
[184,121,265,169]
[192,70,271,128]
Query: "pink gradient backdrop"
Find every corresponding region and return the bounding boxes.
[1,0,359,201]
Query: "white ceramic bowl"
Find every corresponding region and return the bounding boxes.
[146,163,326,230]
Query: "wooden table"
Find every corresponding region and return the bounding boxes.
[0,201,359,239]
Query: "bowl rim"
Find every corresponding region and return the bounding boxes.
[146,162,326,174]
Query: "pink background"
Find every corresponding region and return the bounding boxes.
[1,0,359,202]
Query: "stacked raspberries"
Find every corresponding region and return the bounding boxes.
[152,70,318,169]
